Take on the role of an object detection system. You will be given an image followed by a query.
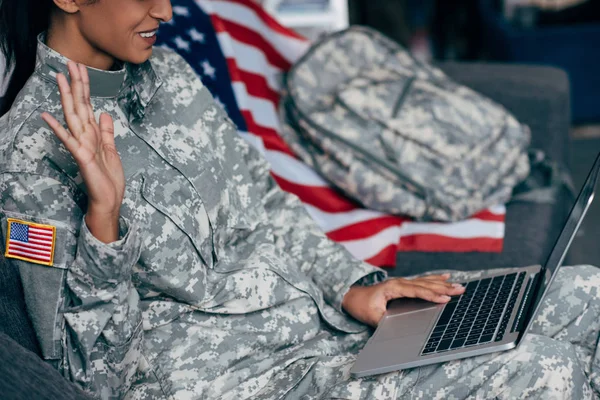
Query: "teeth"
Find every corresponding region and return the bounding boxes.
[140,31,156,38]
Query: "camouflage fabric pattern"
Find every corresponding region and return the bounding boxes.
[280,26,531,222]
[1,35,599,399]
[0,34,384,398]
[286,265,600,400]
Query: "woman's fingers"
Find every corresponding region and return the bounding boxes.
[385,278,463,303]
[68,62,91,126]
[56,73,84,140]
[412,274,465,295]
[79,63,97,126]
[410,280,464,296]
[99,113,116,146]
[400,284,449,303]
[419,273,452,282]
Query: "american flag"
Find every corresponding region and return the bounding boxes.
[5,219,56,266]
[156,0,506,268]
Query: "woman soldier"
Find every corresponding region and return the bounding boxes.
[1,0,599,398]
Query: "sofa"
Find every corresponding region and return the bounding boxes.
[0,61,573,397]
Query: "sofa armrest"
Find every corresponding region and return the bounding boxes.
[438,62,572,169]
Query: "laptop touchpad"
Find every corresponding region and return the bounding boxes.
[375,308,438,342]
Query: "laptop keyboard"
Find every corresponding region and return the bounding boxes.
[421,272,527,355]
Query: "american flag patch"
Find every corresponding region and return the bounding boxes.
[5,218,56,266]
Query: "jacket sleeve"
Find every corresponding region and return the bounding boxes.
[0,171,144,398]
[235,134,387,311]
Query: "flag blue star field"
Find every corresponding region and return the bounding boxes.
[157,1,248,132]
[155,0,508,267]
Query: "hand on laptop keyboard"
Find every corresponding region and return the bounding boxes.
[342,274,466,327]
[422,272,527,355]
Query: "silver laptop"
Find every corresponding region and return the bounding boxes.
[351,151,600,378]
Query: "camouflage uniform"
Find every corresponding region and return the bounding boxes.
[0,36,599,400]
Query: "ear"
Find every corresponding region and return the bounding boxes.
[52,0,81,14]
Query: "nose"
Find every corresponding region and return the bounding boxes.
[150,0,173,23]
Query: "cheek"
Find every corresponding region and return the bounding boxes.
[79,10,150,63]
[89,26,152,63]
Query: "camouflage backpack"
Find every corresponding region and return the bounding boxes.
[279,26,531,222]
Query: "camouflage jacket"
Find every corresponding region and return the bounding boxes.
[0,36,385,398]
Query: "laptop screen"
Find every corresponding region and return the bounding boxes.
[522,152,600,337]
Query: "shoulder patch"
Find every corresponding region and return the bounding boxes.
[5,218,56,266]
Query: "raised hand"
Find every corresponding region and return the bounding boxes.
[41,61,125,243]
[342,274,466,327]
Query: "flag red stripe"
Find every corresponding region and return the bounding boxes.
[214,0,306,40]
[8,247,52,259]
[214,19,292,70]
[28,232,54,241]
[7,249,51,262]
[8,240,52,252]
[397,234,504,253]
[469,209,505,222]
[8,254,51,262]
[9,242,52,255]
[26,238,53,246]
[239,110,295,155]
[227,59,280,105]
[28,227,54,235]
[273,175,360,213]
[363,244,398,268]
[326,216,408,242]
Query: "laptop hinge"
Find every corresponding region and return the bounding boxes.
[511,273,538,333]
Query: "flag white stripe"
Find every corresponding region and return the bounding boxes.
[8,244,52,258]
[232,82,281,131]
[8,240,52,252]
[9,239,52,252]
[338,220,503,261]
[488,205,506,215]
[202,0,310,63]
[306,204,504,238]
[305,205,387,231]
[29,237,52,245]
[339,226,403,260]
[217,33,282,91]
[28,227,54,235]
[7,249,52,261]
[398,219,505,239]
[265,150,329,187]
[28,233,54,242]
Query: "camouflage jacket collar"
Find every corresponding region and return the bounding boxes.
[35,33,162,119]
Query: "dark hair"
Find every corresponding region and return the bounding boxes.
[0,0,54,115]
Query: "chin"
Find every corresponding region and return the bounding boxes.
[128,48,154,65]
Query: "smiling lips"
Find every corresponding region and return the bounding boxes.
[139,30,157,38]
[138,28,158,46]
